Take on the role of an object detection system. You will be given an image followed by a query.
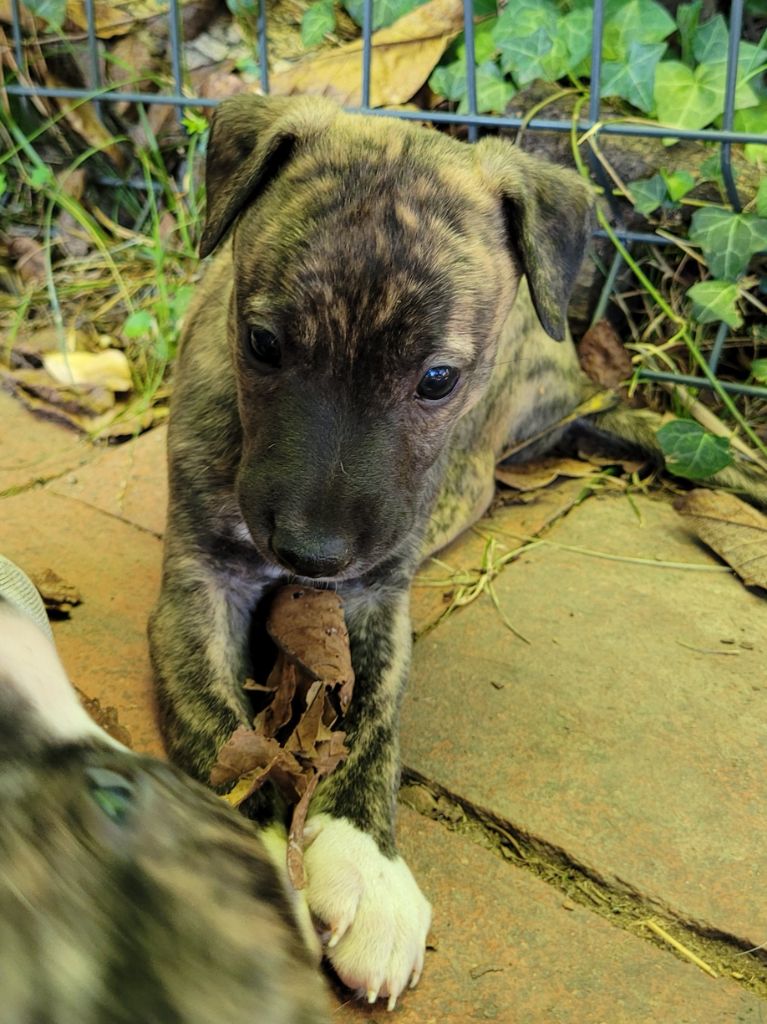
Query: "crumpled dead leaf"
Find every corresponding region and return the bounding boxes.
[578,319,633,389]
[271,0,463,108]
[211,586,355,889]
[674,489,767,590]
[495,457,599,492]
[30,567,82,616]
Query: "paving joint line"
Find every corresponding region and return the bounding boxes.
[399,766,767,1000]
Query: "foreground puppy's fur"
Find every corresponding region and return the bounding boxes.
[149,94,597,1006]
[0,600,328,1024]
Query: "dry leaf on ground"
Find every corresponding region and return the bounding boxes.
[30,567,82,616]
[495,457,599,493]
[75,687,133,747]
[578,319,633,389]
[271,0,463,107]
[7,236,47,287]
[211,586,355,889]
[43,349,132,392]
[674,489,767,590]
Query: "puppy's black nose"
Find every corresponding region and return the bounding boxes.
[271,528,352,579]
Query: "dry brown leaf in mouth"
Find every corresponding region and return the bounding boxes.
[211,586,355,889]
[674,489,767,591]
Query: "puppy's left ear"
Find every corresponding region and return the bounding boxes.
[475,137,594,342]
[199,94,340,258]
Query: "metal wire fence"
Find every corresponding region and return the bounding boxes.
[4,0,767,398]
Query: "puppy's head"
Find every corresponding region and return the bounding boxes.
[201,95,592,581]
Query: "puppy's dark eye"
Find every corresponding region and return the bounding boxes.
[417,365,460,401]
[247,327,281,368]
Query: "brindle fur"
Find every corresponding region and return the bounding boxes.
[149,95,767,902]
[0,602,328,1024]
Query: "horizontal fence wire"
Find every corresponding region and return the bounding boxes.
[4,0,766,400]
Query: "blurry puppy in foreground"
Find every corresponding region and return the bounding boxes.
[0,557,328,1024]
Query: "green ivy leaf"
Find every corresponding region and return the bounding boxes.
[630,173,668,214]
[343,0,425,29]
[699,152,725,186]
[676,0,702,66]
[495,24,569,84]
[429,60,466,102]
[734,104,767,165]
[458,61,515,115]
[21,0,66,29]
[661,168,696,201]
[123,309,156,339]
[751,357,767,383]
[657,420,733,480]
[692,14,729,64]
[560,7,593,69]
[653,61,724,130]
[602,0,675,61]
[494,0,559,40]
[601,41,666,113]
[686,280,743,327]
[689,207,767,280]
[301,0,335,46]
[453,18,499,65]
[757,179,767,218]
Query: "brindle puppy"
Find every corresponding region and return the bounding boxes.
[148,94,767,1011]
[0,590,328,1024]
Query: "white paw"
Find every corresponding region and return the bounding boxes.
[303,813,431,1011]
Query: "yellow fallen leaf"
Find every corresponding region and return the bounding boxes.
[495,457,599,492]
[271,0,464,108]
[43,349,132,392]
[674,489,767,590]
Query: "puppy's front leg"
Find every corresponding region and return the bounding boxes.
[303,587,431,1009]
[148,550,262,781]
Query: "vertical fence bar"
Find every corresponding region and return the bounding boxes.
[719,0,744,212]
[82,0,102,117]
[361,0,373,110]
[10,0,25,72]
[168,0,185,112]
[257,0,270,93]
[462,0,478,141]
[587,0,605,125]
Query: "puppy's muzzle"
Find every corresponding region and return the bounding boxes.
[270,522,352,579]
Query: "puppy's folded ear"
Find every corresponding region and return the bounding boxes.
[199,94,339,258]
[475,137,594,342]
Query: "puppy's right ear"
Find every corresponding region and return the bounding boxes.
[199,94,338,258]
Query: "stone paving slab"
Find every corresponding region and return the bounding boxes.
[412,478,590,636]
[49,424,168,537]
[0,390,95,494]
[402,493,767,944]
[335,807,764,1023]
[0,487,164,757]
